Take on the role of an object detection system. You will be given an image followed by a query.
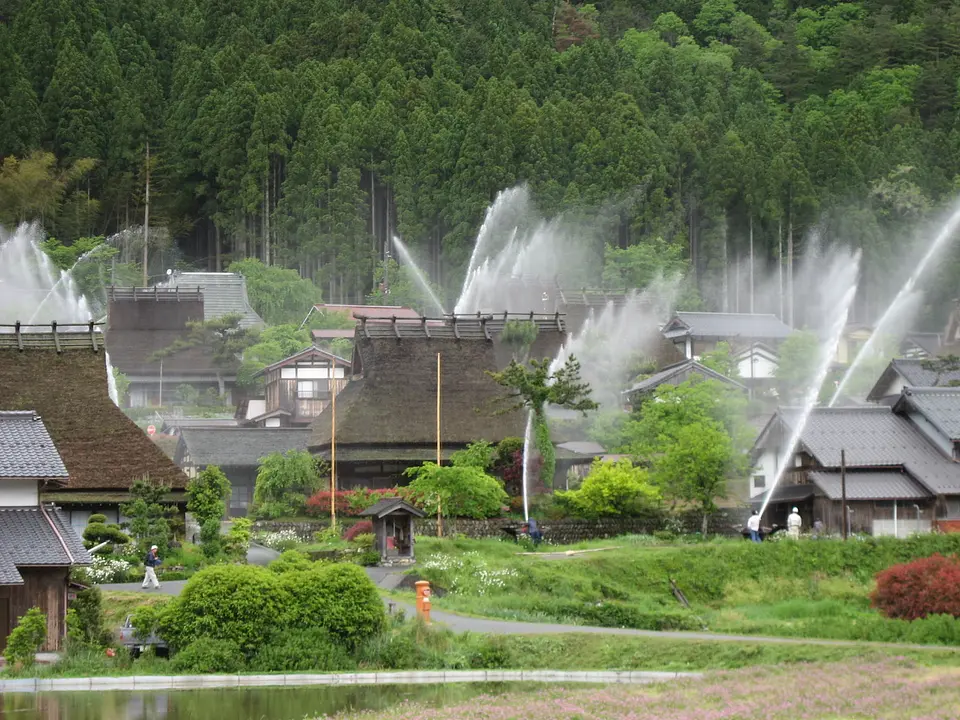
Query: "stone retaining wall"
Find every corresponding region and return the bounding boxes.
[254,507,750,544]
[0,669,701,693]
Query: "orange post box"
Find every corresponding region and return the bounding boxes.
[415,580,431,624]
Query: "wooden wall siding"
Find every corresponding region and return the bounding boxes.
[266,378,348,418]
[813,497,937,535]
[0,567,68,651]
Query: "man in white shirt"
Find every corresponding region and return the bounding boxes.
[746,511,762,543]
[787,507,802,540]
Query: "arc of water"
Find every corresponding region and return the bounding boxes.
[830,201,960,406]
[759,253,861,519]
[521,410,534,523]
[390,235,447,316]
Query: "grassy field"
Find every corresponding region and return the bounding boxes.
[411,534,960,644]
[314,659,960,720]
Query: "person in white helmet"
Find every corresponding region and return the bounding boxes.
[787,507,802,540]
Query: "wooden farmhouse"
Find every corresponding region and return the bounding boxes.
[752,387,960,535]
[242,346,350,428]
[0,411,91,652]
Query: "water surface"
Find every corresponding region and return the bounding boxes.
[1,682,546,720]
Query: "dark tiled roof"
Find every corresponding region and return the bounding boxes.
[664,312,792,340]
[751,484,817,506]
[0,347,188,490]
[0,549,23,584]
[0,411,68,480]
[0,506,92,567]
[779,407,960,495]
[177,428,312,468]
[358,498,426,518]
[624,359,747,396]
[106,328,226,377]
[895,388,960,441]
[868,358,960,402]
[165,272,264,328]
[808,470,930,500]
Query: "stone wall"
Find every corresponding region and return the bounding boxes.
[253,507,751,544]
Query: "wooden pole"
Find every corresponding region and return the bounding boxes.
[840,448,847,540]
[437,352,442,538]
[331,356,337,528]
[142,141,150,286]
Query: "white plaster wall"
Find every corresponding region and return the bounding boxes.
[0,479,39,506]
[738,353,778,380]
[751,449,779,498]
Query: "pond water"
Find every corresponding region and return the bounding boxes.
[0,683,548,720]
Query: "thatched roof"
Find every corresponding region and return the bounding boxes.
[0,336,188,490]
[309,316,567,456]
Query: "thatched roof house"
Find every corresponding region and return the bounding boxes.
[0,326,188,527]
[308,314,567,488]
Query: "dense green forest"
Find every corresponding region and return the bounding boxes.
[2,0,960,324]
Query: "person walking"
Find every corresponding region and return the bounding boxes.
[142,544,161,590]
[746,510,762,543]
[787,507,802,540]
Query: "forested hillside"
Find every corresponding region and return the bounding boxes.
[2,0,960,321]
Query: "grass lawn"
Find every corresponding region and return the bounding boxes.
[315,659,960,719]
[412,533,960,644]
[101,590,170,628]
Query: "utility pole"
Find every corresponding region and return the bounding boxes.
[840,449,848,540]
[142,141,150,287]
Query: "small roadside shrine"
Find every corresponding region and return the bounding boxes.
[359,498,426,565]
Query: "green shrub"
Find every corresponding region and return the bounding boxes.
[82,521,130,550]
[403,463,508,519]
[199,518,222,558]
[68,587,110,647]
[355,550,381,566]
[250,628,354,672]
[279,563,386,646]
[160,565,290,653]
[555,459,660,518]
[468,635,514,668]
[223,518,252,561]
[170,637,245,673]
[187,466,231,527]
[4,607,47,667]
[131,599,172,638]
[88,513,108,525]
[268,549,314,574]
[351,533,375,549]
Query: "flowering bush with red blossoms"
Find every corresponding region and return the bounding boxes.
[872,553,960,620]
[344,520,373,542]
[306,488,401,517]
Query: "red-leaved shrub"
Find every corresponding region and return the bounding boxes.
[872,553,960,620]
[344,520,373,542]
[306,488,399,516]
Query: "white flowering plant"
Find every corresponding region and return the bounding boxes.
[252,529,303,551]
[75,555,133,584]
[419,551,521,596]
